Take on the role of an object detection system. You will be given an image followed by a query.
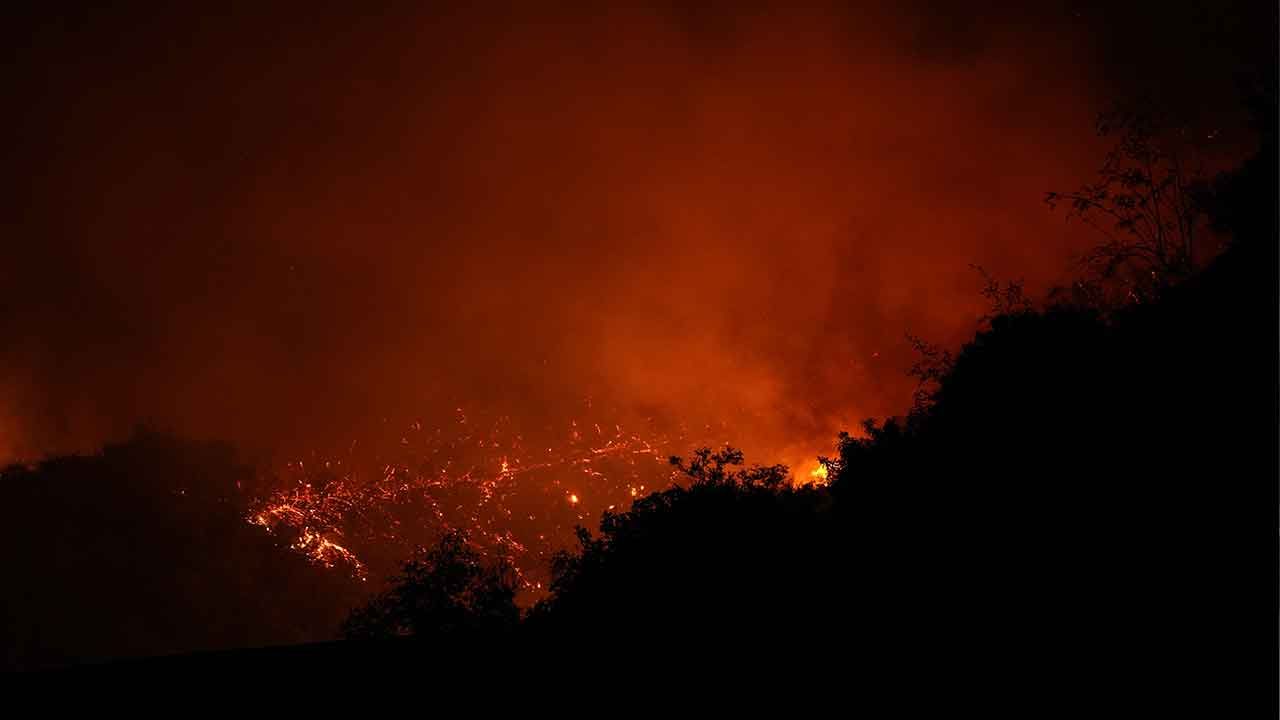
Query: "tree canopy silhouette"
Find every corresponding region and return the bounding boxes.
[342,529,519,640]
[1046,105,1216,305]
[524,446,836,644]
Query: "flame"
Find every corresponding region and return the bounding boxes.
[802,461,829,486]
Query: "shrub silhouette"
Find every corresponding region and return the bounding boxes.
[525,447,836,644]
[342,529,519,640]
[1045,105,1215,304]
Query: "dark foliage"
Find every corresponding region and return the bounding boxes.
[827,121,1274,707]
[342,529,519,640]
[1045,105,1215,304]
[524,447,836,645]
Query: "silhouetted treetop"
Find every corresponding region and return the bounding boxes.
[342,529,519,640]
[1046,105,1218,304]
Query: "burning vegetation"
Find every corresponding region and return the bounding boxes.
[246,404,695,595]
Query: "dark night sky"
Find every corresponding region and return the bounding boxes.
[0,1,1270,468]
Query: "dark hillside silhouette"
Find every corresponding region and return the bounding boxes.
[0,430,363,670]
[517,101,1277,707]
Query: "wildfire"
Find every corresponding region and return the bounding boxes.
[246,401,835,601]
[805,462,829,485]
[245,404,685,596]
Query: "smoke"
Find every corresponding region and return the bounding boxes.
[0,2,1264,468]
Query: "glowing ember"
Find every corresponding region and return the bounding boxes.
[246,403,687,597]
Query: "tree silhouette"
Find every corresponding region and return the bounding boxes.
[667,446,788,488]
[342,529,519,640]
[1046,106,1213,304]
[526,446,834,643]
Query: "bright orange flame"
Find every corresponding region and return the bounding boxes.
[568,493,579,505]
[805,462,829,485]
